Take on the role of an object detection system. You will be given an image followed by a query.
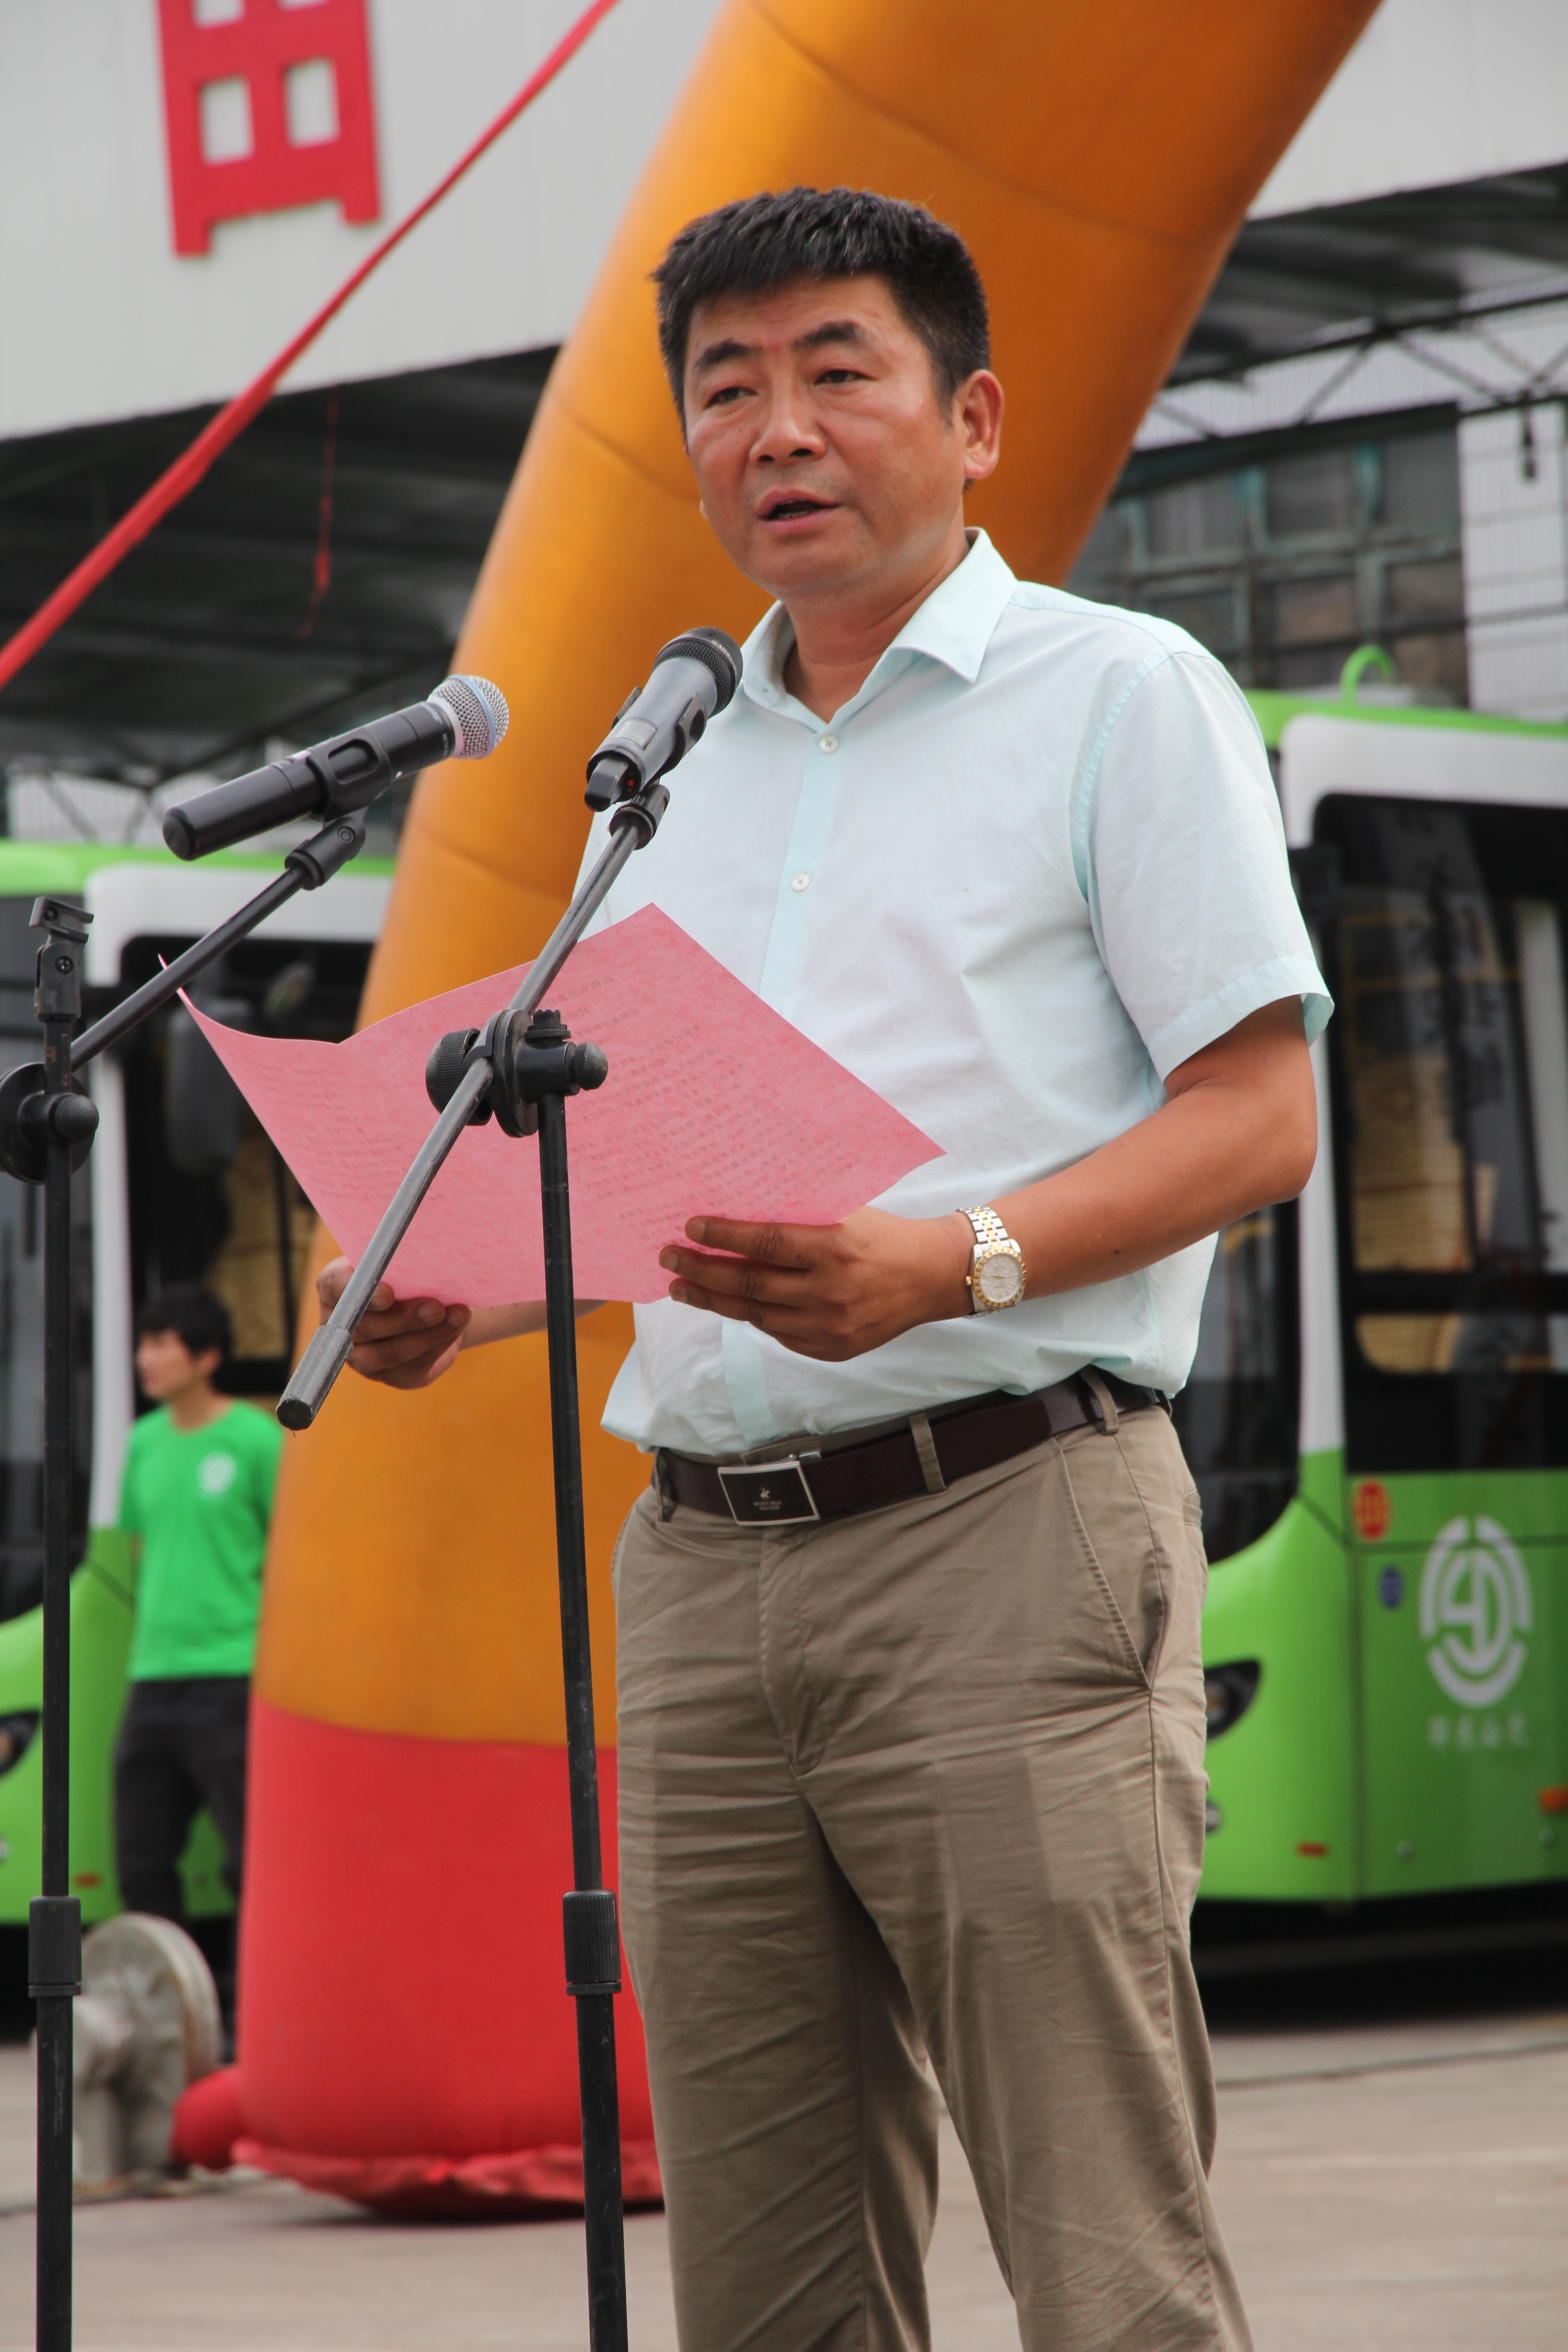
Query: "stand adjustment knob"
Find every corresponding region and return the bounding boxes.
[25,1093,98,1146]
[566,1042,609,1091]
[0,1064,97,1183]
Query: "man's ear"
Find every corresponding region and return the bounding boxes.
[959,369,1004,485]
[196,1347,224,1382]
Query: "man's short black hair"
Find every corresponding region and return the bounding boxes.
[134,1285,231,1369]
[654,186,990,415]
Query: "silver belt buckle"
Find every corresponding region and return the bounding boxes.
[715,1455,821,1525]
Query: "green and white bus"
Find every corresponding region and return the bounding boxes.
[2,663,1566,1926]
[0,844,387,1927]
[1187,663,1568,1904]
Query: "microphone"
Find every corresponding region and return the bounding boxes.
[162,675,510,860]
[585,628,743,810]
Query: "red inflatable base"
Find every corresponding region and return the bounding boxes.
[235,1700,657,2205]
[234,2134,665,2218]
[170,2065,245,2171]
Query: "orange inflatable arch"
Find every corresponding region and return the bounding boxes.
[234,0,1378,2204]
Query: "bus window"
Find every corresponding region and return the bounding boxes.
[1515,899,1568,1347]
[0,899,92,1622]
[116,936,372,1407]
[1317,795,1568,1471]
[1171,1202,1299,1561]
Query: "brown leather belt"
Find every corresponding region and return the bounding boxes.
[654,1371,1164,1528]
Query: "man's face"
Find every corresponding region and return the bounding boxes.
[681,274,1000,608]
[135,1329,219,1402]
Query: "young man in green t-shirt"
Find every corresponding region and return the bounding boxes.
[114,1286,283,1925]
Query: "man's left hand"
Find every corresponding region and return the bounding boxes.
[659,1208,973,1361]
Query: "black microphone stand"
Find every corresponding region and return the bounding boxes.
[281,777,674,2352]
[0,810,368,2352]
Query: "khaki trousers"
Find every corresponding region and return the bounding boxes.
[613,1405,1251,2352]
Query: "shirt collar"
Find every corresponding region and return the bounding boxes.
[740,529,1018,719]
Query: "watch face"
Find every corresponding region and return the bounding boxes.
[976,1249,1023,1307]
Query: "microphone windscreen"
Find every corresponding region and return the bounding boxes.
[431,675,510,759]
[653,630,744,715]
[689,628,745,710]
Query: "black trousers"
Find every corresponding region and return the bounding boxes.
[113,1675,250,1921]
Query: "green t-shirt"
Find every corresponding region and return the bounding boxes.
[118,1402,284,1681]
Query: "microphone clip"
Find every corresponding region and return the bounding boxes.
[284,807,368,891]
[606,780,669,849]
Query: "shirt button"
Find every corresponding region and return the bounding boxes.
[790,872,811,893]
[818,733,838,753]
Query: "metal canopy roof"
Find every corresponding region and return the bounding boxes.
[1175,161,1568,386]
[0,352,550,785]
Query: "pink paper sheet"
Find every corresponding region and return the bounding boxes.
[187,904,942,1306]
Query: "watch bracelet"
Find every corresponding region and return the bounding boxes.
[963,1204,1010,1250]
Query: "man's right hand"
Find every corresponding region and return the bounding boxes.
[316,1257,470,1391]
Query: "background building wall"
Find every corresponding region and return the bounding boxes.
[1461,406,1568,721]
[1253,0,1568,215]
[1081,0,1568,726]
[1079,298,1568,725]
[0,0,725,440]
[0,0,1563,443]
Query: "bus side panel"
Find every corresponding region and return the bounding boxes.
[1199,1450,1356,1900]
[0,1533,133,1925]
[1354,1470,1568,1897]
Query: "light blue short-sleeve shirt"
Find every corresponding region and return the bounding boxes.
[575,530,1330,1456]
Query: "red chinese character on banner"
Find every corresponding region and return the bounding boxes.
[156,0,380,257]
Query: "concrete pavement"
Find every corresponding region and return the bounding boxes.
[2,2005,1566,2347]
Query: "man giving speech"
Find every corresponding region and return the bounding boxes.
[323,188,1328,2351]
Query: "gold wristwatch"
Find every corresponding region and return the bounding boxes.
[963,1205,1026,1313]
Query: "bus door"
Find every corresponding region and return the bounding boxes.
[1316,790,1568,1896]
[0,899,92,1627]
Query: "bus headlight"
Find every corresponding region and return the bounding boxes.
[0,1713,39,1774]
[1204,1663,1260,1739]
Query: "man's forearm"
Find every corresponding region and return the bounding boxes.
[995,1010,1316,1302]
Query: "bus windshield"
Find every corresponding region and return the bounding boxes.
[1171,1203,1299,1562]
[1317,793,1568,1472]
[115,929,373,1401]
